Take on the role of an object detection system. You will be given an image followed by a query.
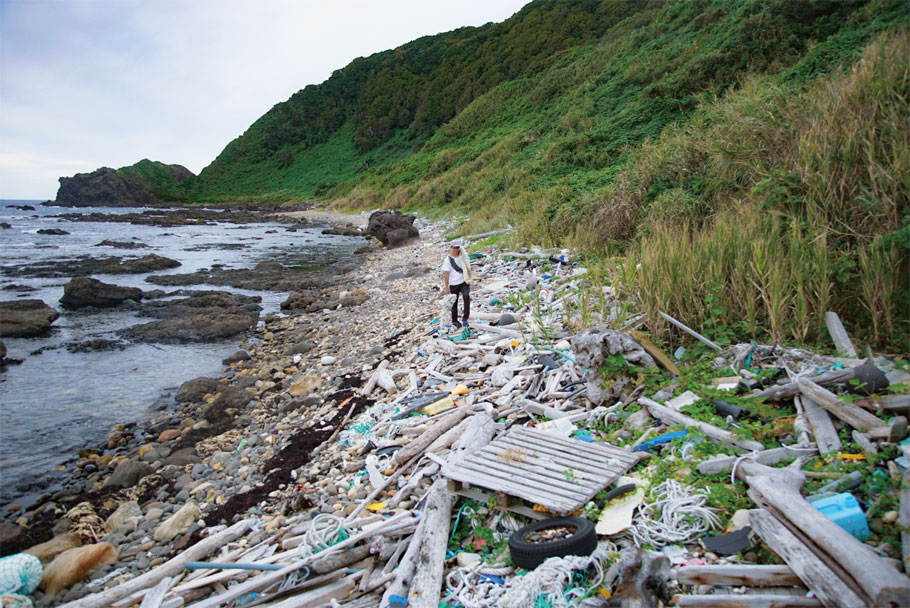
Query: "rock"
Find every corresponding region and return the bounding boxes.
[118,311,258,344]
[285,342,313,356]
[38,228,70,235]
[39,543,119,596]
[0,299,60,337]
[0,522,26,548]
[367,211,419,248]
[104,460,153,489]
[24,532,83,565]
[321,356,336,366]
[104,501,141,533]
[223,350,251,364]
[290,373,321,396]
[157,429,181,442]
[54,163,193,207]
[164,448,201,467]
[0,340,6,361]
[58,277,143,310]
[175,377,223,403]
[153,501,202,543]
[144,507,164,522]
[212,386,254,410]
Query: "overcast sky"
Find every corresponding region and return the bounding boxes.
[0,0,528,199]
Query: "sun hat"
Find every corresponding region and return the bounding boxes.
[449,239,463,248]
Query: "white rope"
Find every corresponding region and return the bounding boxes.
[628,480,720,548]
[496,540,616,608]
[297,513,345,559]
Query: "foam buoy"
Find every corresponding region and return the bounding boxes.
[499,313,516,326]
[849,364,889,395]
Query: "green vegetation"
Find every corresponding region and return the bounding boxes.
[136,0,908,349]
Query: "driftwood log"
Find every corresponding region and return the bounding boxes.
[796,378,885,432]
[59,519,252,608]
[640,398,764,452]
[747,368,854,402]
[738,460,909,606]
[824,311,858,358]
[390,406,468,468]
[675,565,802,587]
[406,478,456,607]
[697,447,816,475]
[675,595,822,607]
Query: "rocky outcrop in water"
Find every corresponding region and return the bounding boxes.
[118,311,259,344]
[59,277,143,310]
[0,300,61,337]
[54,163,193,207]
[3,254,181,279]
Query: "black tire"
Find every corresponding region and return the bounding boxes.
[508,516,597,570]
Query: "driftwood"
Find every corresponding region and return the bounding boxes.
[676,565,802,587]
[738,460,910,607]
[612,547,670,607]
[697,446,816,475]
[265,574,359,608]
[59,519,252,608]
[824,311,858,358]
[798,395,841,454]
[796,378,884,432]
[137,577,175,608]
[389,407,468,468]
[748,509,864,608]
[675,595,822,608]
[658,311,721,351]
[747,368,854,402]
[876,394,910,412]
[407,479,456,607]
[640,398,764,452]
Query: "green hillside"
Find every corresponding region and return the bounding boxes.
[182,0,907,348]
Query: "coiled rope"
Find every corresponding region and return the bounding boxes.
[628,479,720,548]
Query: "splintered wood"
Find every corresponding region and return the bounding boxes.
[441,425,638,516]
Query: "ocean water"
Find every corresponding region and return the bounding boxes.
[0,200,364,506]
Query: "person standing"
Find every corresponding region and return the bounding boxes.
[441,239,472,328]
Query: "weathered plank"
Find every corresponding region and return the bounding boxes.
[640,397,764,452]
[825,311,858,358]
[797,378,884,432]
[697,447,816,475]
[676,565,802,587]
[675,595,822,608]
[799,395,841,454]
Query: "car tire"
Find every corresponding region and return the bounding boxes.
[508,516,597,570]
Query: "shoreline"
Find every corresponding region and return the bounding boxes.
[0,215,448,604]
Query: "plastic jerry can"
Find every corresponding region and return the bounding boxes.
[418,396,455,416]
[810,492,870,540]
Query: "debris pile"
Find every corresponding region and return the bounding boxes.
[3,219,908,608]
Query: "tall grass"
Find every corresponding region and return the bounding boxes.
[622,31,909,349]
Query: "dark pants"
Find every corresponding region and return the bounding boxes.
[449,283,470,324]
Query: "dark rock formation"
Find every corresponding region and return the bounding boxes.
[59,277,143,310]
[3,253,181,279]
[175,377,224,403]
[54,163,193,207]
[37,228,70,235]
[367,211,419,247]
[137,291,261,319]
[0,299,60,337]
[118,311,258,344]
[103,459,154,489]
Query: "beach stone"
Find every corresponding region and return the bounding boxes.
[157,429,181,443]
[140,447,160,463]
[58,277,143,310]
[0,522,26,547]
[286,342,313,356]
[40,542,119,596]
[290,373,321,396]
[144,508,164,522]
[104,501,141,533]
[165,448,201,467]
[25,531,83,564]
[135,556,150,570]
[0,299,60,337]
[213,386,254,410]
[104,460,153,489]
[320,355,336,366]
[154,501,202,543]
[175,377,222,403]
[223,350,251,365]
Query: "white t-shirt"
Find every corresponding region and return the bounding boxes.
[441,256,465,285]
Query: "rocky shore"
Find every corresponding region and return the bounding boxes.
[0,211,441,605]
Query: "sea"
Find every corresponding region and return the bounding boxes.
[0,200,365,508]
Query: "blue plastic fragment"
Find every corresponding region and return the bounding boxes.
[632,430,689,452]
[389,594,408,607]
[574,430,594,442]
[480,575,506,584]
[810,493,870,540]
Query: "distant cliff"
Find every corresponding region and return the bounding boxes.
[54,159,193,207]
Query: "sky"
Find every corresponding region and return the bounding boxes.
[0,0,529,200]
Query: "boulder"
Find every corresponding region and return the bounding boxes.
[117,254,181,274]
[157,429,181,442]
[290,373,321,397]
[103,459,153,489]
[175,377,223,403]
[37,228,70,235]
[0,522,26,547]
[0,340,6,361]
[211,386,254,411]
[367,211,419,248]
[24,531,83,564]
[164,448,201,467]
[0,299,60,337]
[58,277,143,309]
[222,350,251,364]
[104,501,141,533]
[153,501,201,543]
[39,543,119,596]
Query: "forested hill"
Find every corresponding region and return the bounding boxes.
[186,0,906,213]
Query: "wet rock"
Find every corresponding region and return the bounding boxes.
[213,386,254,411]
[0,522,26,547]
[176,377,224,403]
[104,460,153,489]
[118,310,259,344]
[165,448,201,467]
[286,342,313,356]
[39,543,119,596]
[157,429,181,443]
[59,277,143,310]
[94,240,147,249]
[153,502,202,543]
[137,291,261,320]
[0,299,60,337]
[38,228,70,235]
[223,350,251,364]
[367,211,419,248]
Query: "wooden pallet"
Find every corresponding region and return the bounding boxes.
[442,425,639,517]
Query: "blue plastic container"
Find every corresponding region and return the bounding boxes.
[810,493,869,540]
